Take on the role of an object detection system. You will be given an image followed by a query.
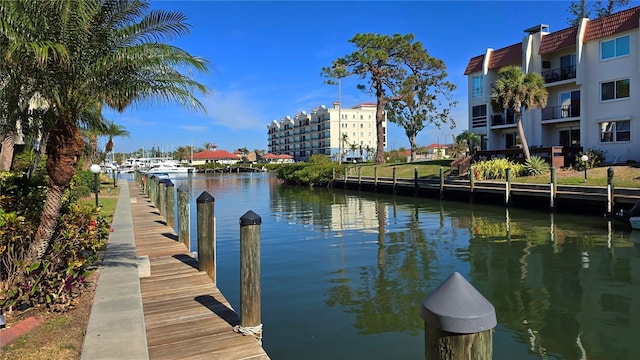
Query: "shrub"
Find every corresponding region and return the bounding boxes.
[575,148,606,170]
[472,158,523,180]
[1,202,107,312]
[276,155,343,186]
[523,156,550,176]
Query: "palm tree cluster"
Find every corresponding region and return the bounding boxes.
[0,0,209,261]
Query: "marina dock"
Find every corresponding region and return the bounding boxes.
[82,180,269,359]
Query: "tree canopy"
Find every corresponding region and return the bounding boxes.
[323,33,454,164]
[491,66,548,161]
[0,0,210,260]
[567,0,631,25]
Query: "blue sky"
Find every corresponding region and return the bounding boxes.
[106,0,594,155]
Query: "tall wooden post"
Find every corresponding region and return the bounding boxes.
[238,210,263,343]
[343,167,347,187]
[414,167,419,196]
[197,192,216,283]
[158,179,167,219]
[550,167,557,212]
[374,166,378,188]
[177,184,190,251]
[421,272,496,360]
[393,167,397,195]
[505,168,511,206]
[439,166,445,200]
[607,167,614,217]
[148,175,155,201]
[165,180,175,230]
[469,165,475,203]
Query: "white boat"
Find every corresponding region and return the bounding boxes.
[145,161,195,175]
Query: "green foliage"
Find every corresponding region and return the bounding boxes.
[1,201,107,312]
[575,148,606,170]
[69,170,97,201]
[0,171,47,223]
[473,158,524,180]
[523,156,550,176]
[276,155,343,186]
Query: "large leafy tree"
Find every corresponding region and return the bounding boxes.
[491,66,548,162]
[0,0,209,260]
[323,33,444,165]
[386,70,456,163]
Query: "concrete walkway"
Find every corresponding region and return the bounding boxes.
[81,180,149,360]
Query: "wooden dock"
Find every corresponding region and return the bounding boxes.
[129,184,270,360]
[339,175,640,214]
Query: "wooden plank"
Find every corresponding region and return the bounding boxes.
[128,183,269,360]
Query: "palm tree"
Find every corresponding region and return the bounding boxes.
[0,0,210,260]
[491,65,548,161]
[349,142,358,162]
[102,121,130,163]
[455,130,480,157]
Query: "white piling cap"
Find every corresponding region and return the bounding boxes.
[421,272,497,334]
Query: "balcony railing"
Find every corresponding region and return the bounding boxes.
[541,65,576,83]
[491,113,516,126]
[542,105,579,121]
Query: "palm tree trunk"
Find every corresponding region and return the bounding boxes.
[27,133,48,180]
[30,122,84,260]
[516,113,531,161]
[0,131,15,171]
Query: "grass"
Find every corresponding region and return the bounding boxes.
[344,160,640,188]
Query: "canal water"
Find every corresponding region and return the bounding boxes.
[163,172,639,360]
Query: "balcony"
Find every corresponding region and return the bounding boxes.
[491,112,515,127]
[542,65,576,83]
[542,105,579,121]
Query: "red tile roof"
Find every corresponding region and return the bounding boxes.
[488,43,522,69]
[464,54,484,75]
[539,26,578,55]
[263,153,293,159]
[464,43,521,75]
[584,6,640,41]
[192,149,238,160]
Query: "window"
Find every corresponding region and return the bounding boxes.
[601,79,630,101]
[472,105,487,127]
[600,120,630,142]
[601,35,630,60]
[472,75,483,98]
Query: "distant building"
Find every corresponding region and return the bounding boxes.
[191,149,240,165]
[464,6,640,163]
[262,153,294,164]
[267,102,386,162]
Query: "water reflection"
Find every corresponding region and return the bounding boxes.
[163,173,640,359]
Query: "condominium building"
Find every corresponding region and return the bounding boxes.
[267,102,386,162]
[465,6,640,163]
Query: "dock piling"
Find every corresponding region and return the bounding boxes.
[237,210,263,343]
[421,272,496,360]
[550,167,557,212]
[177,184,190,250]
[607,167,614,216]
[197,191,216,282]
[165,180,175,229]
